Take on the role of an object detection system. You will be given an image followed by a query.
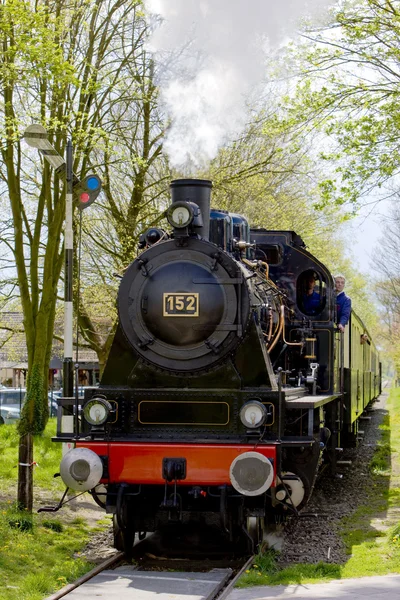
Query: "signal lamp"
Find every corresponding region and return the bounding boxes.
[80,192,90,203]
[75,174,102,210]
[166,202,194,229]
[83,397,111,426]
[240,400,267,429]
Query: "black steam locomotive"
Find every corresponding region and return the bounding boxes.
[55,179,381,553]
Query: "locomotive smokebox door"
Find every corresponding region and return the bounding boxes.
[118,237,251,373]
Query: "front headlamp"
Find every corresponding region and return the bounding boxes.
[166,202,194,229]
[240,400,267,429]
[83,397,112,426]
[60,448,103,491]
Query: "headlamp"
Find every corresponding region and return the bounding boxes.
[83,397,112,426]
[240,400,267,429]
[166,202,194,229]
[60,448,103,491]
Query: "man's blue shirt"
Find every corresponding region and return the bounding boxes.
[337,291,351,326]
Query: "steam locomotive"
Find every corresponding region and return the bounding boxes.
[54,179,381,553]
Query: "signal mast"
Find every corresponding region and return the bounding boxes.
[24,125,101,409]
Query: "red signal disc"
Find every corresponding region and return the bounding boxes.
[80,192,90,203]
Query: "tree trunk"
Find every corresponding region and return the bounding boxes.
[17,434,33,511]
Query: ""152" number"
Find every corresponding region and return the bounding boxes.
[163,293,199,317]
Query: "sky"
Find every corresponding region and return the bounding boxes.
[344,198,392,275]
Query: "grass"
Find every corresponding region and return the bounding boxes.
[238,551,342,587]
[0,504,95,600]
[0,418,65,495]
[0,418,110,600]
[237,386,400,587]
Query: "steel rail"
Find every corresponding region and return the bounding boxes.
[215,555,255,600]
[43,551,124,600]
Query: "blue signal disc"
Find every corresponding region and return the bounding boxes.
[87,176,100,190]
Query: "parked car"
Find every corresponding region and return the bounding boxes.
[47,394,58,417]
[0,388,26,410]
[47,387,95,417]
[0,405,20,425]
[0,388,62,423]
[0,387,26,425]
[0,386,99,424]
[0,388,25,424]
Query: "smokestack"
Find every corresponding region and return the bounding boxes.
[170,178,212,240]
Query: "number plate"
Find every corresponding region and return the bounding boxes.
[163,293,199,317]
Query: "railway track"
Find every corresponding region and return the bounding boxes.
[44,528,256,600]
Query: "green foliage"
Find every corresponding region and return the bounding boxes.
[0,418,109,599]
[237,558,341,587]
[369,412,391,475]
[42,519,64,532]
[0,0,77,93]
[390,522,400,549]
[8,513,34,532]
[370,204,400,376]
[283,0,400,207]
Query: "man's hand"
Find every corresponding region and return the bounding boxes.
[338,324,345,332]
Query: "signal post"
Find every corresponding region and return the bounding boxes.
[24,125,101,403]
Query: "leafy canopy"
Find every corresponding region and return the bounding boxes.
[283,0,400,208]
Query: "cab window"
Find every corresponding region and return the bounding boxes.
[297,269,326,316]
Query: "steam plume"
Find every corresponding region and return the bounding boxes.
[145,0,334,168]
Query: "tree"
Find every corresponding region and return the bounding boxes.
[73,47,170,372]
[373,203,400,373]
[201,108,377,328]
[0,0,160,509]
[204,110,343,263]
[1,0,73,509]
[283,0,400,208]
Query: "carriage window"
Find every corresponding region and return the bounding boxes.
[297,270,326,316]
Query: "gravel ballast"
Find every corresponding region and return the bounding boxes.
[279,389,389,564]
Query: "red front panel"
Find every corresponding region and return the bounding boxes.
[77,442,277,486]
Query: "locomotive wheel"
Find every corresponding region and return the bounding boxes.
[276,472,306,510]
[246,517,265,552]
[112,514,135,554]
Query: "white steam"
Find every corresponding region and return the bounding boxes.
[145,0,334,168]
